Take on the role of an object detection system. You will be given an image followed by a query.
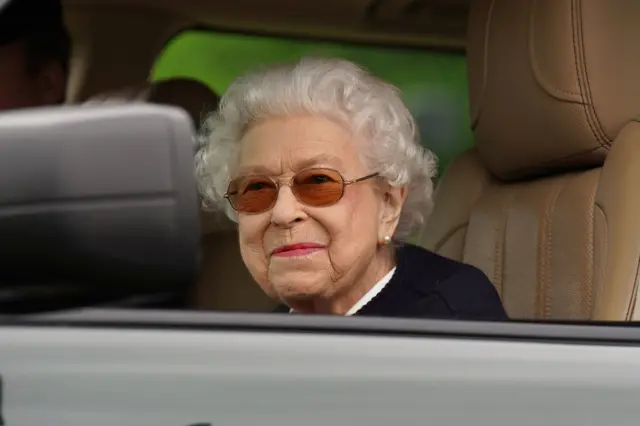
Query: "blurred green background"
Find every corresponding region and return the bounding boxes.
[151,30,473,173]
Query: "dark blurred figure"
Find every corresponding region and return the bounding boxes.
[0,0,70,110]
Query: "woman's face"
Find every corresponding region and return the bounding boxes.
[234,115,404,313]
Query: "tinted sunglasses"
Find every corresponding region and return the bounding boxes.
[225,167,379,214]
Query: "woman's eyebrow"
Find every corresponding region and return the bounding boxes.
[235,164,276,175]
[236,153,344,175]
[293,153,343,170]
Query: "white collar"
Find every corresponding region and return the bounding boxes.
[289,267,396,315]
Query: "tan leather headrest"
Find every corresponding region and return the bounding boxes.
[86,77,219,130]
[468,0,640,180]
[149,78,220,129]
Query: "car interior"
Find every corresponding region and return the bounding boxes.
[53,0,640,321]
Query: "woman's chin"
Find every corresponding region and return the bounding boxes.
[270,273,331,301]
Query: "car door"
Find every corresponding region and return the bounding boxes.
[1,309,640,426]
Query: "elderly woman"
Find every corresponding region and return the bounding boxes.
[196,57,507,320]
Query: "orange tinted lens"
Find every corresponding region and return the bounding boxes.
[292,169,344,206]
[229,175,278,213]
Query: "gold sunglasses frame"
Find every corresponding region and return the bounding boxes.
[224,167,379,213]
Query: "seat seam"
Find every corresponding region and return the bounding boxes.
[495,189,515,298]
[592,202,607,319]
[538,179,565,319]
[583,174,597,318]
[629,260,640,320]
[529,0,581,99]
[572,0,612,149]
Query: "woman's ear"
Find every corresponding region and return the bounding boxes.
[378,185,407,240]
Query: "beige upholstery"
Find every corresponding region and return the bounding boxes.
[86,78,219,125]
[420,0,640,321]
[90,77,275,311]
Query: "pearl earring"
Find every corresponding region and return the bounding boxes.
[382,236,392,245]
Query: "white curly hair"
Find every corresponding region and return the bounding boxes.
[195,57,438,240]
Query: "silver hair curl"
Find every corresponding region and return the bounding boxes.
[195,57,438,240]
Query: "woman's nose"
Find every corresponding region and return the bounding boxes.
[270,186,306,227]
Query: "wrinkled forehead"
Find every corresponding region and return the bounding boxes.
[236,116,365,176]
